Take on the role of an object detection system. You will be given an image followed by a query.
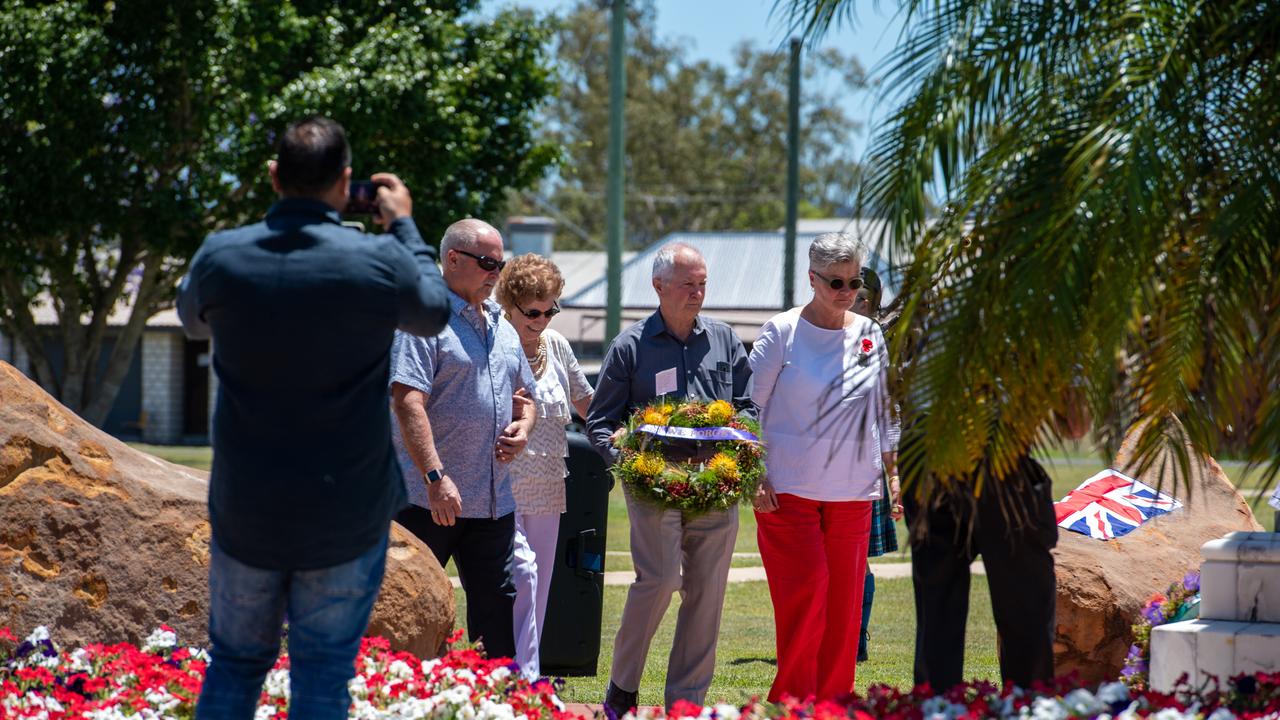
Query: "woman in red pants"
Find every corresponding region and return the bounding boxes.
[749,232,899,702]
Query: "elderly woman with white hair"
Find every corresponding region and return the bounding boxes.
[749,231,899,702]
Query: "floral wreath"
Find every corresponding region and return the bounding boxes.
[612,398,765,514]
[1122,569,1201,690]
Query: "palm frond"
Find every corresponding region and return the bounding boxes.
[784,0,1280,498]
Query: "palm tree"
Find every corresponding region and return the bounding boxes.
[776,0,1280,494]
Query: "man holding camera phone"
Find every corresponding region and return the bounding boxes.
[177,116,450,720]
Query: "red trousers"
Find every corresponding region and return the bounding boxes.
[756,494,871,702]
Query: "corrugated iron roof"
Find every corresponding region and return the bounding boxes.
[562,230,898,310]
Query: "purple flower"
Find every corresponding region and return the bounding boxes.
[1183,570,1200,592]
[1126,644,1143,660]
[1141,604,1166,625]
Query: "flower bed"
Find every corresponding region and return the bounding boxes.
[628,674,1280,720]
[5,625,1278,719]
[0,626,568,719]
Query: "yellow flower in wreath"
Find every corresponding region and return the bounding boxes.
[705,399,734,425]
[707,452,740,480]
[642,409,671,426]
[632,452,667,477]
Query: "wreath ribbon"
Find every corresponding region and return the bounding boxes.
[635,424,761,443]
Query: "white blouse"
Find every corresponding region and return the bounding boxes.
[511,329,594,515]
[749,309,898,501]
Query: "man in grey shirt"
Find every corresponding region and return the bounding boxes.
[587,242,752,713]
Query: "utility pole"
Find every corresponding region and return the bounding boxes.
[605,0,626,345]
[783,37,801,310]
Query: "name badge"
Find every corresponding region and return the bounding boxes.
[655,367,678,396]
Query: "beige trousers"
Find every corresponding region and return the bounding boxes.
[609,488,739,706]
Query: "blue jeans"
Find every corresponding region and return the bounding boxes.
[196,533,388,720]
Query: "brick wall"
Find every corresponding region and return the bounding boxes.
[141,331,184,444]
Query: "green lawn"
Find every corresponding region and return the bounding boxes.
[129,443,214,472]
[454,575,1000,704]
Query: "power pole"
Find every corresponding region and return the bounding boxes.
[783,37,801,310]
[605,0,626,345]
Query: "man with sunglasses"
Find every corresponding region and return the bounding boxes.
[587,242,753,714]
[387,218,537,660]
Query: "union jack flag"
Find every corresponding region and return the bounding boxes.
[1054,469,1183,540]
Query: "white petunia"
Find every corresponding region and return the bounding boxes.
[26,626,50,644]
[263,667,291,699]
[713,703,741,720]
[1024,697,1069,720]
[1206,708,1236,720]
[387,659,415,681]
[1062,689,1104,715]
[142,627,178,652]
[1096,681,1130,706]
[68,647,93,673]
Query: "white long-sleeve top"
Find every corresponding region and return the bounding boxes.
[749,309,899,501]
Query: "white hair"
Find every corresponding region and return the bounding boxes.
[652,242,704,282]
[808,232,868,270]
[441,218,499,256]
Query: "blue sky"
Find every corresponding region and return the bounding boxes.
[494,0,909,160]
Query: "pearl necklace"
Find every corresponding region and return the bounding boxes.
[525,335,548,378]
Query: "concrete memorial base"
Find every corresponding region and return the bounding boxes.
[1150,532,1280,692]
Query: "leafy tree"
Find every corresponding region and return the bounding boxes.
[0,0,558,424]
[776,0,1280,490]
[511,0,869,250]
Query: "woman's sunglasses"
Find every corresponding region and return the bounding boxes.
[455,248,506,272]
[515,301,561,319]
[811,269,864,291]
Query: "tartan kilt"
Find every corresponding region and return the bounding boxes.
[868,474,900,558]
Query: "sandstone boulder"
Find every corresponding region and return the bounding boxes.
[1052,426,1262,682]
[0,361,454,656]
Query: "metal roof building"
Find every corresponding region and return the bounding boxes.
[562,230,897,311]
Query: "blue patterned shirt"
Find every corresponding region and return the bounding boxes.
[389,291,534,518]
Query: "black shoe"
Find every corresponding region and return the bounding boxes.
[604,681,639,719]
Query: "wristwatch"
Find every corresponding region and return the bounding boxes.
[425,468,444,485]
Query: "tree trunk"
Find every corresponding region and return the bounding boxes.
[50,239,90,413]
[0,269,59,394]
[82,255,168,427]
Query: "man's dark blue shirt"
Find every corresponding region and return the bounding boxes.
[178,198,450,570]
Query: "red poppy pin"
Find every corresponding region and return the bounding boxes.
[857,337,874,366]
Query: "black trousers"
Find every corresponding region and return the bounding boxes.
[903,453,1058,691]
[396,506,517,659]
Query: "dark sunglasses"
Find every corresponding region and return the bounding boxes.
[811,269,864,291]
[514,301,561,319]
[455,248,506,272]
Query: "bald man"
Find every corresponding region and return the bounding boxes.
[388,219,537,659]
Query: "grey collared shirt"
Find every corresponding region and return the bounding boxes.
[586,311,753,462]
[389,291,534,518]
